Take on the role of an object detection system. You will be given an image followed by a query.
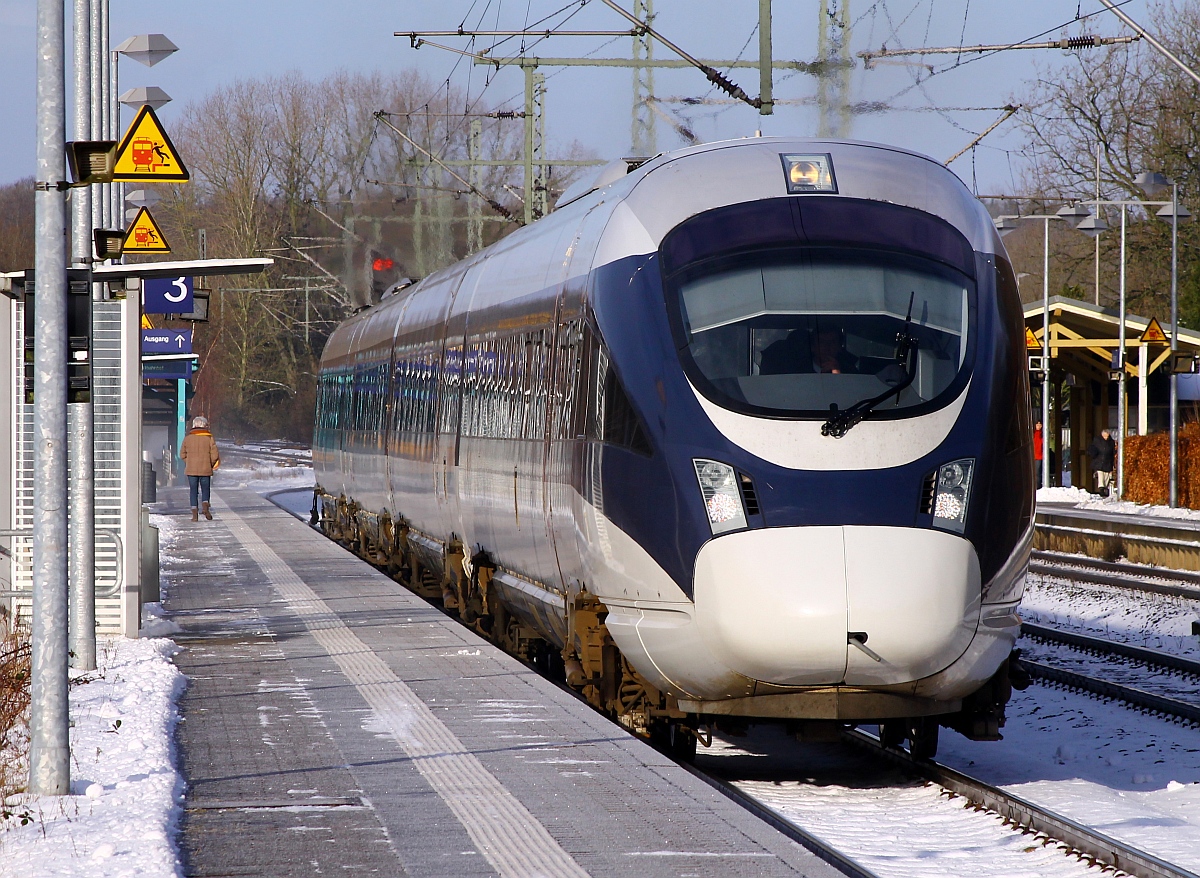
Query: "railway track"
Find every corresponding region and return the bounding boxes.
[682,763,884,878]
[1030,550,1200,600]
[840,729,1200,878]
[1019,623,1200,725]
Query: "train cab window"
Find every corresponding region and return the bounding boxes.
[669,248,973,420]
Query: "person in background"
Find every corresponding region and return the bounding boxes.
[181,416,220,521]
[1033,420,1045,488]
[1087,429,1117,497]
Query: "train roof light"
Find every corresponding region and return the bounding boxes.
[780,154,837,194]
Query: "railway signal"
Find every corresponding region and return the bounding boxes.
[371,253,398,298]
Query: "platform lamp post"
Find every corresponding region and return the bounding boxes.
[1135,172,1192,507]
[112,34,177,235]
[1070,182,1189,499]
[995,212,1063,489]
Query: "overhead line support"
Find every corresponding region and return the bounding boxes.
[859,34,1139,67]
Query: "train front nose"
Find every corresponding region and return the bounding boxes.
[692,526,981,687]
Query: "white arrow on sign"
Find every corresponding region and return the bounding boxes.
[175,334,186,347]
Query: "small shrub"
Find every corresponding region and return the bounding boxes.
[0,618,31,803]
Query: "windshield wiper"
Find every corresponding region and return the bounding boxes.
[821,292,919,439]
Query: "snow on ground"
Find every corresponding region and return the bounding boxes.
[1022,570,1200,657]
[921,571,1200,870]
[1038,486,1200,521]
[215,441,313,494]
[0,636,185,878]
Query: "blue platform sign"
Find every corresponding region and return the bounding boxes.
[143,276,193,314]
[141,329,192,354]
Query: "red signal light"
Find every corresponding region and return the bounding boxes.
[373,257,394,272]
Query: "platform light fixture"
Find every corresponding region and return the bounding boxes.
[1075,213,1108,238]
[1055,203,1092,227]
[66,140,117,185]
[114,33,178,67]
[993,215,1021,237]
[92,229,125,260]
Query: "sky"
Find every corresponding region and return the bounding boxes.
[0,1,1164,197]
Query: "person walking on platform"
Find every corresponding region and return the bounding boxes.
[1087,429,1117,497]
[181,416,220,521]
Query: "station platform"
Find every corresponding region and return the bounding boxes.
[1035,501,1200,570]
[1037,501,1200,535]
[159,487,845,878]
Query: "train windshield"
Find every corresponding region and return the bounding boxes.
[673,249,972,419]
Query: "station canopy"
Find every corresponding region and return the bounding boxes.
[1024,296,1200,382]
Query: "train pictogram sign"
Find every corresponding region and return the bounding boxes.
[1140,317,1169,344]
[112,105,190,182]
[122,207,171,253]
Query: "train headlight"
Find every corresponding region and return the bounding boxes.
[693,459,748,535]
[932,458,974,533]
[780,153,837,194]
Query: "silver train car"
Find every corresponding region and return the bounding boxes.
[314,137,1034,758]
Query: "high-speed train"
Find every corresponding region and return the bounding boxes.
[313,137,1034,759]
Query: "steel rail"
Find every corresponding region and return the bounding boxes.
[1022,622,1200,677]
[680,762,884,878]
[842,728,1200,878]
[1024,659,1200,725]
[1029,554,1200,601]
[1032,549,1200,586]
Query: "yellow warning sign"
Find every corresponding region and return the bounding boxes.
[141,314,155,330]
[1141,317,1169,344]
[112,105,190,182]
[122,207,171,253]
[1025,327,1040,349]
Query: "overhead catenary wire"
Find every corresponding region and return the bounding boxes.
[598,0,763,109]
[373,111,521,223]
[945,104,1019,164]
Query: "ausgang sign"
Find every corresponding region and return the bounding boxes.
[140,329,192,354]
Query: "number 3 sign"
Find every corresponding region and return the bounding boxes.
[143,276,193,314]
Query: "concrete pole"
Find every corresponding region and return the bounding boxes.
[1118,206,1127,497]
[523,67,534,225]
[1042,218,1051,489]
[468,119,483,253]
[1170,181,1180,507]
[70,0,90,268]
[758,0,773,115]
[31,0,71,797]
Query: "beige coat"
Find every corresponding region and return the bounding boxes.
[181,430,220,477]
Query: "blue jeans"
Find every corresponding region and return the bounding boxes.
[188,475,211,508]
